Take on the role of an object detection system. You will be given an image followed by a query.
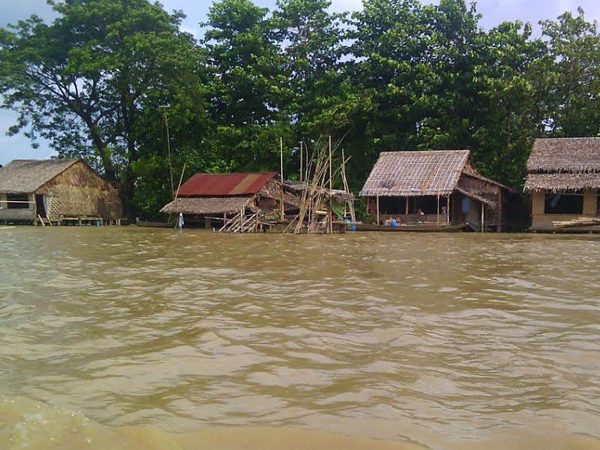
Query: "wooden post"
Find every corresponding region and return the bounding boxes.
[280,137,285,222]
[328,135,333,234]
[497,191,502,233]
[341,148,346,217]
[300,141,303,183]
[447,195,451,223]
[481,203,485,233]
[376,195,380,225]
[437,194,440,225]
[405,197,409,215]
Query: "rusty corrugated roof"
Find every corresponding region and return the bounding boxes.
[176,172,277,197]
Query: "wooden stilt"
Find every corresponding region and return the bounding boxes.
[481,203,485,232]
[376,195,380,225]
[447,195,451,223]
[437,194,440,225]
[405,197,409,215]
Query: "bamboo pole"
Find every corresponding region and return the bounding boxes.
[173,163,187,203]
[376,195,380,225]
[280,137,285,222]
[437,194,440,225]
[447,195,451,223]
[328,135,333,234]
[340,148,355,221]
[168,163,187,226]
[300,141,303,183]
[161,108,174,196]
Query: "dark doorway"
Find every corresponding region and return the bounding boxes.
[35,194,46,216]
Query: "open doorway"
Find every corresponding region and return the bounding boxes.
[35,194,46,216]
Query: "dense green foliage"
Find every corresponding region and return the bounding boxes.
[1,0,599,218]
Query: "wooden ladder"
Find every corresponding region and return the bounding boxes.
[37,214,53,227]
[219,211,259,233]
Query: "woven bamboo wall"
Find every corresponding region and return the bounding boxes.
[36,161,122,220]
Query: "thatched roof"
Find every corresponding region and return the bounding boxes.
[527,138,600,173]
[525,172,600,192]
[360,150,470,197]
[0,159,78,193]
[160,196,254,215]
[525,138,600,191]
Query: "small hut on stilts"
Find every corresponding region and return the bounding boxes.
[359,150,510,232]
[525,137,600,232]
[159,172,299,231]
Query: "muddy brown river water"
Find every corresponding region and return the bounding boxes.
[1,227,600,449]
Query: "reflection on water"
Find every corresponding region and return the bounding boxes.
[1,227,600,449]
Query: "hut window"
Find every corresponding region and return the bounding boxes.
[6,193,30,209]
[544,192,583,215]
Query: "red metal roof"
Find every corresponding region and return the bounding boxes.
[176,172,277,196]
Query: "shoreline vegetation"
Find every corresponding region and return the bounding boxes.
[1,0,600,220]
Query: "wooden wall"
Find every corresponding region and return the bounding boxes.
[457,174,503,231]
[36,161,122,220]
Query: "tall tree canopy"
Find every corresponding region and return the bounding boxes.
[0,0,205,216]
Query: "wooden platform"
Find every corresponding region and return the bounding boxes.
[353,223,466,232]
[35,216,122,226]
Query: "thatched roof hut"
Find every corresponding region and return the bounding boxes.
[361,150,473,197]
[525,137,600,192]
[360,150,511,231]
[0,159,121,224]
[525,138,600,231]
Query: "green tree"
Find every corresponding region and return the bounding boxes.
[541,8,600,137]
[272,0,345,138]
[468,21,544,186]
[0,0,205,217]
[203,0,292,172]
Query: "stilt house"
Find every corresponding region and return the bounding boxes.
[160,172,298,229]
[0,159,121,225]
[525,137,600,231]
[360,150,510,231]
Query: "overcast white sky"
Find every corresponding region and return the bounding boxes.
[1,0,599,165]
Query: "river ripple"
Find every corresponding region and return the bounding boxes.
[1,227,600,448]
